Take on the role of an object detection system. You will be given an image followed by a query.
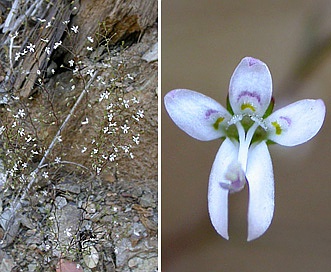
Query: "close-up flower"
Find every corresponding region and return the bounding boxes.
[164,57,326,241]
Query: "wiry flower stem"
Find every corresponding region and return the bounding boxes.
[0,73,97,248]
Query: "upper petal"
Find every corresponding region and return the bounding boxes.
[246,141,274,241]
[164,89,232,141]
[265,99,326,146]
[208,138,239,240]
[229,57,272,116]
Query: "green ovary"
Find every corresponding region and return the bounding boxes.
[271,121,282,135]
[213,117,224,130]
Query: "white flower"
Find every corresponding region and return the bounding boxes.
[54,41,62,49]
[87,46,93,51]
[18,128,25,136]
[68,59,75,67]
[123,99,130,108]
[81,117,89,125]
[137,110,144,118]
[164,57,326,241]
[109,153,116,162]
[42,172,49,179]
[45,47,51,55]
[71,25,79,33]
[121,124,130,133]
[133,135,140,145]
[131,97,139,104]
[55,157,61,164]
[27,43,35,52]
[86,69,95,77]
[87,36,94,43]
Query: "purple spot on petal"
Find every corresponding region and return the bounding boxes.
[205,109,218,118]
[247,57,259,66]
[280,116,291,125]
[237,91,261,103]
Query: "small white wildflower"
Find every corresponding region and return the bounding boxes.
[22,162,28,168]
[121,145,130,153]
[0,126,5,135]
[42,172,49,179]
[137,110,144,118]
[54,41,62,49]
[93,148,98,154]
[103,127,109,134]
[12,121,17,128]
[102,154,108,160]
[45,46,51,55]
[62,20,70,25]
[27,43,35,52]
[81,147,87,153]
[109,122,117,127]
[37,69,41,75]
[129,152,134,159]
[121,124,130,133]
[18,128,25,136]
[81,117,89,125]
[133,135,140,145]
[127,74,134,80]
[37,18,46,23]
[107,113,113,121]
[51,69,55,74]
[96,167,102,175]
[57,135,62,142]
[123,99,130,108]
[109,153,116,162]
[46,21,52,28]
[68,59,75,67]
[31,150,39,155]
[17,109,25,118]
[55,157,61,164]
[86,69,95,77]
[87,36,94,43]
[64,227,72,237]
[71,85,76,90]
[107,103,114,110]
[25,135,32,142]
[132,115,140,122]
[71,25,79,33]
[87,46,93,51]
[15,52,21,61]
[131,97,139,104]
[99,91,110,102]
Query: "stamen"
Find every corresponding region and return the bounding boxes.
[213,117,225,130]
[271,121,282,135]
[241,103,256,112]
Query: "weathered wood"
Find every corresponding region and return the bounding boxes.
[8,0,157,98]
[12,0,75,98]
[69,0,158,52]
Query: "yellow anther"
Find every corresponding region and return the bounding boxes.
[213,117,225,130]
[271,121,282,135]
[241,103,256,112]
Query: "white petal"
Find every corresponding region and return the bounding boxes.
[208,138,239,240]
[266,99,326,146]
[246,141,274,241]
[229,57,272,116]
[164,89,232,141]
